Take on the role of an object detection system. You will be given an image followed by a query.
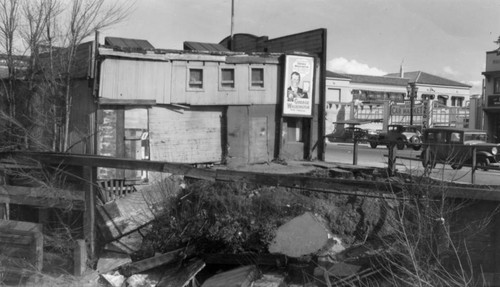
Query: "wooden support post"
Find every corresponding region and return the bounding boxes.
[387,144,397,176]
[74,239,87,276]
[471,147,476,185]
[352,139,358,165]
[83,166,96,259]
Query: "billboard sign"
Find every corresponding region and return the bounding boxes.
[282,55,315,117]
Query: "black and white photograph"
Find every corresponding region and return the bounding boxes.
[0,0,500,286]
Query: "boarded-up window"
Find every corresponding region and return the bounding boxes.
[220,68,235,89]
[188,68,203,89]
[250,68,264,88]
[124,108,149,180]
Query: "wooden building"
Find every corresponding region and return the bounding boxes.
[61,30,325,182]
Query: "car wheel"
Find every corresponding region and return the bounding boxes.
[451,163,462,170]
[369,142,378,149]
[477,157,490,171]
[396,139,405,150]
[421,150,436,169]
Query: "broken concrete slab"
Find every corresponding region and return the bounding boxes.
[268,212,331,258]
[158,259,205,287]
[96,251,132,274]
[201,265,260,287]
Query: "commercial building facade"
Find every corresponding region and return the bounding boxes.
[482,49,500,141]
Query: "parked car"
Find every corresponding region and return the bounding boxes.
[420,127,500,170]
[326,126,368,143]
[368,124,422,150]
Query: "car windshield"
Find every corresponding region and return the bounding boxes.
[464,133,487,142]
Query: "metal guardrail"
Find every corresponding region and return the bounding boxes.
[347,139,500,184]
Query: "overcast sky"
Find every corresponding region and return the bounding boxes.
[104,0,500,94]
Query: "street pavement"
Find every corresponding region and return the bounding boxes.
[324,141,500,186]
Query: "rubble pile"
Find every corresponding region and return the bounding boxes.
[92,171,400,286]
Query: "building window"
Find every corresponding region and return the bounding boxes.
[494,77,500,94]
[451,96,464,107]
[437,95,448,106]
[220,68,235,89]
[250,67,264,89]
[188,68,203,90]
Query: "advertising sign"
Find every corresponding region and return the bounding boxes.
[282,55,315,117]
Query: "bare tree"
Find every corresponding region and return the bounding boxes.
[59,0,132,151]
[0,0,19,146]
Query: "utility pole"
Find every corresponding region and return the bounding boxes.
[230,0,234,50]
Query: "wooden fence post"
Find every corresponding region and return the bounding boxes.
[352,139,358,165]
[387,143,397,176]
[471,147,476,185]
[74,239,87,276]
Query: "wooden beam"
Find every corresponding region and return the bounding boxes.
[3,151,499,201]
[120,245,195,277]
[99,98,157,106]
[0,185,85,210]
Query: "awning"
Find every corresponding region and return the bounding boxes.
[438,95,449,99]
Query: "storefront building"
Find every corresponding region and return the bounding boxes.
[482,49,500,142]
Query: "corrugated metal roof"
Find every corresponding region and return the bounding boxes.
[385,71,471,88]
[183,41,230,52]
[104,37,155,50]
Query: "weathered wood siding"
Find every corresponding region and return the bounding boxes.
[170,61,279,105]
[99,55,279,106]
[226,105,276,166]
[99,59,170,103]
[149,106,223,163]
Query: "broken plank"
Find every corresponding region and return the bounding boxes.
[120,245,195,277]
[0,220,43,271]
[96,184,179,242]
[202,253,287,267]
[157,259,205,287]
[0,185,85,210]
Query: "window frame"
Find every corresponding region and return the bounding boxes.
[219,67,236,90]
[249,66,265,90]
[187,67,204,91]
[494,77,500,94]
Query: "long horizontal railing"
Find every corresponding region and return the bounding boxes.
[346,139,500,184]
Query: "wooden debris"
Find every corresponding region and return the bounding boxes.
[0,220,43,271]
[100,271,126,287]
[0,185,85,210]
[103,228,149,254]
[74,239,87,276]
[96,251,132,274]
[158,259,205,287]
[96,184,177,242]
[202,253,287,267]
[120,245,195,277]
[201,265,260,287]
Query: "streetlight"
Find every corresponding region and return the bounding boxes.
[406,84,418,125]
